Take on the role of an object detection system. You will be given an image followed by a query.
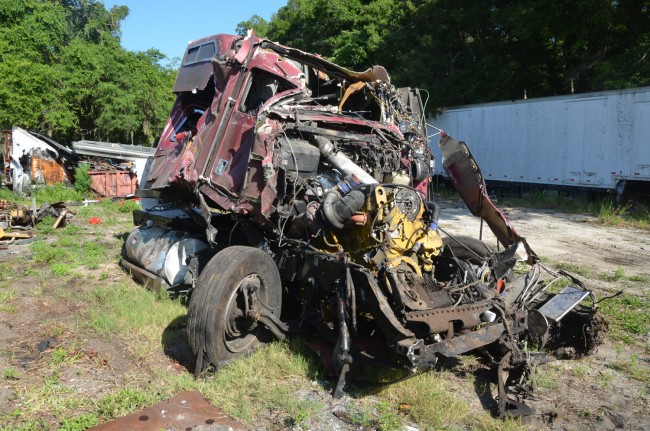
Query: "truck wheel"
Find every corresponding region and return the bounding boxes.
[187,246,282,373]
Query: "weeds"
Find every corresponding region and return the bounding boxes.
[598,267,650,284]
[599,293,649,346]
[0,186,16,201]
[532,366,560,390]
[30,234,109,274]
[50,347,81,366]
[0,263,10,281]
[489,190,650,229]
[95,388,151,420]
[57,413,99,431]
[554,261,591,277]
[609,355,649,385]
[73,163,92,195]
[3,367,19,380]
[597,200,650,229]
[33,184,84,204]
[0,289,16,313]
[0,289,15,303]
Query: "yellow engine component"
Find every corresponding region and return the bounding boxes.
[371,186,443,272]
[314,185,443,273]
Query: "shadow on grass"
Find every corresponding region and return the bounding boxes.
[161,318,327,387]
[162,314,195,373]
[437,355,500,416]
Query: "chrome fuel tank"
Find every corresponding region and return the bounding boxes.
[125,226,209,286]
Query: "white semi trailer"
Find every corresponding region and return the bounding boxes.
[428,86,650,194]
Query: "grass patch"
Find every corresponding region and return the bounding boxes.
[33,184,84,204]
[370,371,524,430]
[0,289,16,313]
[50,347,81,366]
[598,267,650,284]
[496,190,599,214]
[628,274,650,283]
[82,277,324,425]
[95,387,152,420]
[599,293,649,346]
[57,413,99,431]
[99,198,140,214]
[0,186,16,201]
[30,233,110,273]
[597,200,650,229]
[344,400,403,430]
[492,190,650,229]
[0,289,16,304]
[3,367,19,381]
[532,365,560,390]
[553,261,591,277]
[198,341,322,423]
[87,282,186,358]
[0,263,11,281]
[609,355,649,385]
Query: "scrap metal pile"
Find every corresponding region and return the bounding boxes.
[1,128,154,198]
[0,200,71,249]
[122,33,607,417]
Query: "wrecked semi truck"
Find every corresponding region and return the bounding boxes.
[122,33,606,416]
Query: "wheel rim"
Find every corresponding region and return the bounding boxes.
[223,274,267,353]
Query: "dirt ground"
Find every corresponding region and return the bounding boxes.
[0,200,648,430]
[437,200,650,431]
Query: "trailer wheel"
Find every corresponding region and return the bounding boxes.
[187,246,282,373]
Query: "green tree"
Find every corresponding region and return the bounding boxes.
[0,0,176,146]
[239,0,650,108]
[236,14,270,37]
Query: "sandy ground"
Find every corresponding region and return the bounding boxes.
[438,200,650,278]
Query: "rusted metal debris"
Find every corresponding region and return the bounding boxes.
[90,391,248,431]
[2,127,154,198]
[72,140,155,197]
[0,201,72,249]
[6,127,76,195]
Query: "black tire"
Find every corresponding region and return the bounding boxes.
[187,246,282,372]
[443,235,494,264]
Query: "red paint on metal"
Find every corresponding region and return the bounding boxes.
[89,171,137,197]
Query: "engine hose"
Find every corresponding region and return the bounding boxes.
[321,189,365,229]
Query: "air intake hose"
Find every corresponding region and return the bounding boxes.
[320,189,365,229]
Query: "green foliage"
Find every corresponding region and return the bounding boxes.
[599,293,650,346]
[57,414,99,431]
[95,388,149,420]
[50,347,68,365]
[33,184,83,204]
[0,290,16,304]
[0,187,15,201]
[0,0,176,146]
[243,0,650,107]
[597,201,650,229]
[30,229,109,273]
[74,163,92,194]
[3,367,19,381]
[236,14,270,37]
